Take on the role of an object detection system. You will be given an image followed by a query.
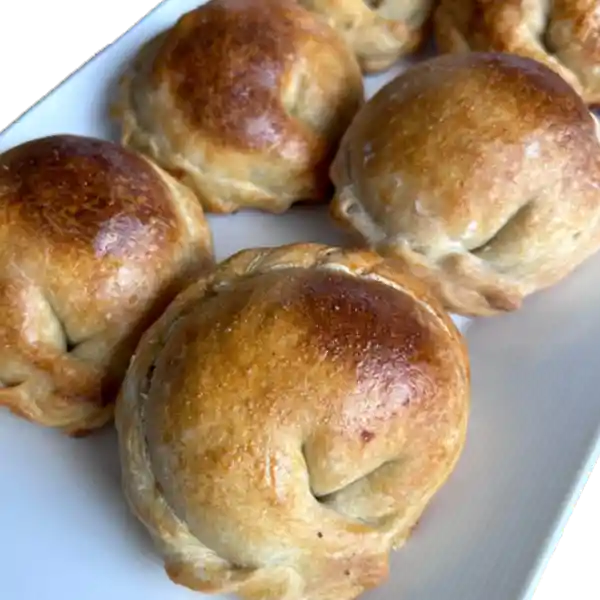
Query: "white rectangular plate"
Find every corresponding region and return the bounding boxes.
[1,1,599,599]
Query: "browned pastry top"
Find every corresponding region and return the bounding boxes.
[116,243,470,600]
[1,135,178,254]
[355,53,595,220]
[155,0,337,151]
[330,52,600,316]
[117,0,364,213]
[0,134,213,433]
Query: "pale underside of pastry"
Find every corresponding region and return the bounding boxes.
[0,135,214,434]
[116,0,364,214]
[298,0,436,73]
[435,0,600,106]
[331,51,600,317]
[116,243,470,600]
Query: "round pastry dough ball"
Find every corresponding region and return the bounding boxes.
[116,243,469,600]
[435,0,600,106]
[117,0,364,214]
[330,52,600,316]
[0,134,214,434]
[299,0,436,73]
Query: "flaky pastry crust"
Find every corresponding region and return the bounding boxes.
[299,0,436,73]
[116,0,364,214]
[331,52,600,317]
[116,243,469,600]
[435,0,600,106]
[0,135,214,434]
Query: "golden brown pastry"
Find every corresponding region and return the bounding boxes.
[0,134,214,435]
[330,52,600,317]
[116,243,469,600]
[116,0,364,214]
[298,0,436,73]
[435,0,600,106]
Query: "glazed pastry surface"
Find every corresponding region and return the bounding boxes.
[331,52,600,316]
[0,134,214,433]
[116,243,470,600]
[117,0,364,213]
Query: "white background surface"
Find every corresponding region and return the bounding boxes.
[0,0,600,600]
[0,0,141,48]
